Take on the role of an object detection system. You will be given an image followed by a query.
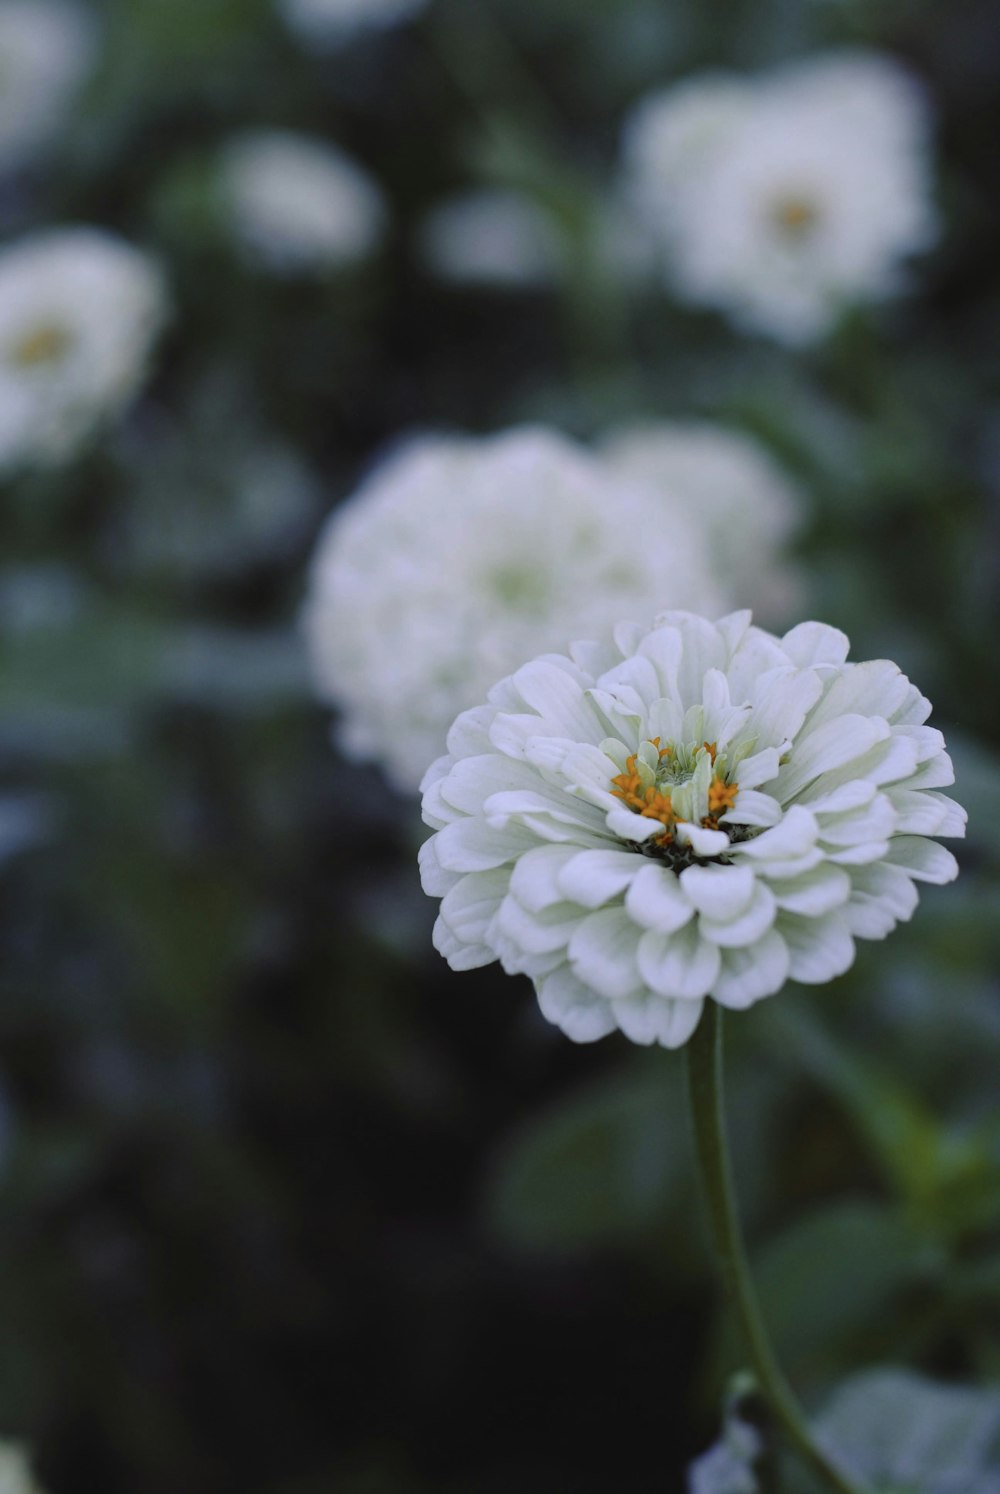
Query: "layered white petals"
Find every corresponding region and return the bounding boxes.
[420,610,964,1048]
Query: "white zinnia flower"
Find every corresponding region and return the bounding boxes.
[280,0,426,48]
[0,0,97,175]
[420,611,965,1048]
[217,131,384,276]
[303,429,725,791]
[623,52,937,343]
[601,421,804,624]
[0,227,167,471]
[418,189,564,290]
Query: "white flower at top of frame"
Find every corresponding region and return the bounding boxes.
[0,0,97,174]
[302,428,727,792]
[600,421,805,625]
[418,189,565,290]
[280,0,426,48]
[622,51,937,344]
[0,227,167,472]
[217,131,385,276]
[420,610,965,1049]
[0,1440,45,1494]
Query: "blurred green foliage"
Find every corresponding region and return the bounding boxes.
[1,0,998,1490]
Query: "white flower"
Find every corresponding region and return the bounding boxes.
[280,0,426,48]
[0,227,167,471]
[420,610,965,1048]
[0,1440,45,1494]
[0,0,97,175]
[622,52,937,343]
[217,131,384,276]
[600,421,804,624]
[418,189,564,289]
[303,428,725,791]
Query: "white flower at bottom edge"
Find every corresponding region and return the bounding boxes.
[0,1439,45,1494]
[420,611,965,1049]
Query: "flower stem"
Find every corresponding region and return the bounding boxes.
[684,1003,866,1494]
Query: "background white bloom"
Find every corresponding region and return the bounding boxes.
[303,428,726,791]
[280,0,427,49]
[601,421,805,624]
[0,0,97,175]
[418,189,564,290]
[0,227,167,471]
[0,1440,45,1494]
[217,131,385,276]
[622,52,937,343]
[421,611,965,1049]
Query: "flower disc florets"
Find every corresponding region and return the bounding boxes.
[420,611,965,1049]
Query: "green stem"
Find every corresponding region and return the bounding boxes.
[685,1003,867,1494]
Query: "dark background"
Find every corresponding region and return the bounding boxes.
[2,0,1000,1489]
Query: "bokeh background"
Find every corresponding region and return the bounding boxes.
[3,0,1000,1490]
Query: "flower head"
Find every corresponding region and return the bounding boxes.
[0,0,97,175]
[601,421,804,624]
[303,428,725,791]
[420,611,964,1048]
[280,0,426,49]
[0,227,167,471]
[418,189,565,290]
[622,52,936,343]
[217,131,384,277]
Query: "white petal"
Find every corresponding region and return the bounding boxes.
[779,912,855,984]
[733,748,782,791]
[885,789,957,837]
[732,806,818,863]
[536,966,617,1043]
[721,791,782,827]
[817,794,897,848]
[445,704,496,759]
[439,753,540,815]
[432,914,494,971]
[886,837,960,884]
[605,806,665,843]
[435,817,537,872]
[507,845,578,912]
[635,623,684,697]
[848,862,919,936]
[637,922,721,999]
[613,992,704,1048]
[698,880,777,948]
[568,907,642,999]
[680,863,755,920]
[805,660,911,732]
[781,621,850,667]
[484,788,598,831]
[493,894,583,954]
[557,848,643,908]
[624,863,695,933]
[747,666,824,751]
[440,869,510,945]
[922,792,966,837]
[768,864,851,916]
[674,822,731,857]
[802,781,877,816]
[419,835,461,897]
[511,659,605,740]
[712,930,790,1009]
[775,715,891,801]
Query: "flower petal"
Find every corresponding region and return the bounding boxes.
[680,863,756,920]
[557,848,643,908]
[712,930,790,1009]
[613,992,704,1048]
[779,912,855,983]
[536,966,617,1043]
[637,921,721,999]
[698,880,777,948]
[768,864,851,916]
[624,863,694,933]
[508,844,579,912]
[886,836,959,884]
[568,907,642,999]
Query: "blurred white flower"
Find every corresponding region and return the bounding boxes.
[421,610,965,1048]
[623,52,937,343]
[418,189,564,289]
[218,130,384,276]
[601,421,805,624]
[303,428,726,791]
[0,1440,45,1494]
[0,227,167,471]
[0,0,97,174]
[280,0,426,48]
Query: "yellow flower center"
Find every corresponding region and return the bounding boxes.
[610,737,739,848]
[9,322,75,369]
[771,194,820,239]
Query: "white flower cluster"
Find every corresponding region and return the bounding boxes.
[623,52,937,343]
[0,228,167,471]
[280,0,426,49]
[217,131,384,277]
[601,421,804,624]
[0,0,97,175]
[421,611,964,1047]
[303,428,729,790]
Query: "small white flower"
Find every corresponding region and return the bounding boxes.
[217,130,384,276]
[418,189,565,290]
[420,611,965,1048]
[601,421,804,624]
[303,428,725,791]
[0,1440,45,1494]
[0,227,167,471]
[0,0,97,175]
[622,52,937,343]
[280,0,426,49]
